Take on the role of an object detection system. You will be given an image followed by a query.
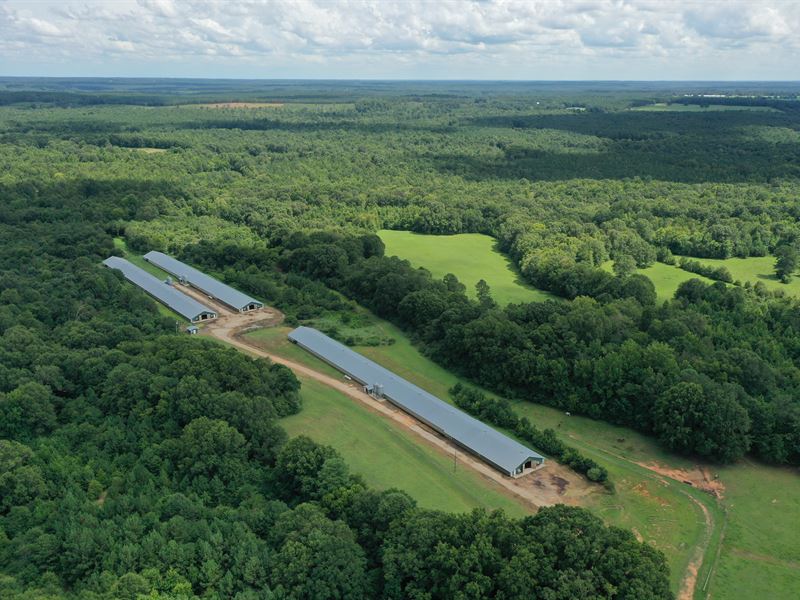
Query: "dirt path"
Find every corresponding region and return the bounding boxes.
[678,493,713,600]
[188,299,593,510]
[190,298,712,596]
[578,444,722,600]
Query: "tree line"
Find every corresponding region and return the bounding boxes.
[270,231,799,466]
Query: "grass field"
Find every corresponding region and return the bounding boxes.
[602,260,717,302]
[280,376,530,516]
[246,320,702,592]
[379,230,553,305]
[631,103,780,112]
[247,311,800,598]
[685,255,800,297]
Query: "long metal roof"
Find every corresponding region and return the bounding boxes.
[288,326,544,475]
[143,251,261,311]
[103,256,217,322]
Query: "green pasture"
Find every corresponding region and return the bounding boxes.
[280,376,529,517]
[378,230,553,305]
[708,461,800,599]
[248,308,800,598]
[631,103,780,113]
[602,260,717,303]
[687,255,800,297]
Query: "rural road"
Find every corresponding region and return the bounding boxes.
[180,289,717,600]
[178,288,590,511]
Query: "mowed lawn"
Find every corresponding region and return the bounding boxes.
[249,315,800,598]
[688,255,800,297]
[602,260,717,303]
[357,323,800,598]
[280,376,529,517]
[379,230,553,305]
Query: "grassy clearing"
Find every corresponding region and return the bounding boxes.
[249,309,800,598]
[631,103,780,113]
[244,326,344,380]
[602,260,717,303]
[685,255,800,297]
[708,462,800,599]
[280,376,529,517]
[379,230,553,305]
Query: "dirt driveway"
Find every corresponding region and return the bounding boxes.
[179,290,596,510]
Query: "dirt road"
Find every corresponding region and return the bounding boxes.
[183,289,719,598]
[182,292,593,510]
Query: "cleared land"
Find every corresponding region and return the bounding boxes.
[379,230,553,305]
[184,102,284,109]
[245,302,800,599]
[282,377,530,516]
[244,319,702,594]
[243,326,590,514]
[602,260,717,303]
[685,255,800,297]
[631,103,780,112]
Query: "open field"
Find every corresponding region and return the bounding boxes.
[631,103,780,112]
[183,102,285,109]
[246,310,800,598]
[602,260,717,303]
[245,320,701,593]
[685,255,800,297]
[282,377,530,516]
[379,230,553,305]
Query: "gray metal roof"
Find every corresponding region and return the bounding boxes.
[288,326,544,475]
[143,251,261,311]
[103,257,218,322]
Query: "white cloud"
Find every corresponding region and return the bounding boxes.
[0,0,797,78]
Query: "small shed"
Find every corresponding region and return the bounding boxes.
[186,325,199,335]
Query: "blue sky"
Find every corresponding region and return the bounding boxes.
[1,0,798,80]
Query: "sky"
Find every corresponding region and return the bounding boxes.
[1,0,798,80]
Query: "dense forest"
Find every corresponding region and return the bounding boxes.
[3,79,800,598]
[0,126,670,598]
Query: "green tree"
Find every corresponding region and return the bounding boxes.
[0,383,57,439]
[612,254,637,278]
[774,244,798,283]
[475,279,496,309]
[270,504,369,599]
[654,382,751,462]
[0,440,47,513]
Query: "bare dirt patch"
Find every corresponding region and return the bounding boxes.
[132,147,168,153]
[185,102,284,109]
[636,462,725,499]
